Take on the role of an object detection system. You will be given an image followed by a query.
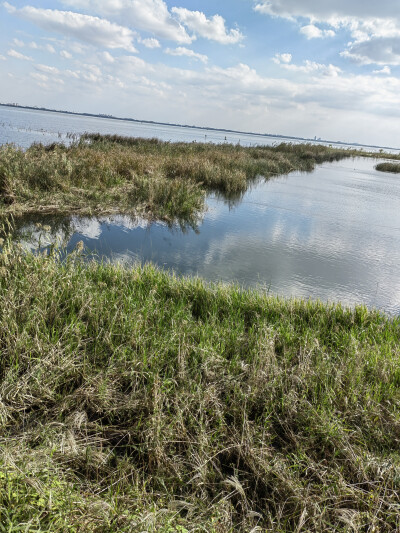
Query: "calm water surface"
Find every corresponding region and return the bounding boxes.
[2,106,400,313]
[0,105,297,148]
[3,105,399,152]
[13,157,400,315]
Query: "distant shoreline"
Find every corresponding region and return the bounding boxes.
[1,102,399,152]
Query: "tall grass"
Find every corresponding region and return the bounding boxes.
[375,162,400,173]
[1,241,400,532]
[1,135,360,222]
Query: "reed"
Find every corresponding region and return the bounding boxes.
[375,162,400,173]
[0,135,361,222]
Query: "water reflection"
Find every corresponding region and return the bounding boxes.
[9,157,400,315]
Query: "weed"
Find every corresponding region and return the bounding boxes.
[375,162,400,173]
[0,135,366,223]
[0,243,399,531]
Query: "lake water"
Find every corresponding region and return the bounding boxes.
[2,105,399,153]
[2,106,400,314]
[0,105,304,148]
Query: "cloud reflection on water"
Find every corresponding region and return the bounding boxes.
[13,157,400,314]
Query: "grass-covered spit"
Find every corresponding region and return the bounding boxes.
[1,134,359,223]
[1,241,399,532]
[375,162,400,174]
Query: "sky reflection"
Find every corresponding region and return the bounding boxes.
[13,157,400,315]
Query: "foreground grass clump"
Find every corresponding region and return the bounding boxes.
[1,244,400,531]
[375,162,400,173]
[0,134,356,222]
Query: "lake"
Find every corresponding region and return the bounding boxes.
[1,105,307,148]
[2,106,400,314]
[3,104,399,152]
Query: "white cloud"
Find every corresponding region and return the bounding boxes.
[76,63,102,83]
[60,49,72,59]
[273,53,341,76]
[373,65,391,74]
[139,37,161,49]
[30,64,66,88]
[165,46,208,63]
[253,1,400,21]
[272,53,292,64]
[40,38,89,55]
[65,69,80,78]
[284,60,342,77]
[31,71,65,87]
[342,38,400,66]
[30,72,48,82]
[61,1,243,45]
[3,3,16,13]
[205,62,294,94]
[11,38,57,54]
[4,3,137,52]
[12,38,24,47]
[0,54,6,60]
[7,48,33,60]
[35,64,60,74]
[102,51,115,63]
[61,0,192,44]
[254,0,400,65]
[67,41,89,55]
[171,8,244,44]
[300,24,335,39]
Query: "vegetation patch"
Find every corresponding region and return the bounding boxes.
[1,240,400,532]
[0,134,363,223]
[375,162,400,173]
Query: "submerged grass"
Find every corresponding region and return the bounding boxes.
[375,162,400,173]
[1,241,400,532]
[0,134,363,223]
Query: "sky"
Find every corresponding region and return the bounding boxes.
[1,0,400,146]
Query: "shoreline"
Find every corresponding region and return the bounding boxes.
[2,102,400,152]
[1,134,364,221]
[1,244,399,531]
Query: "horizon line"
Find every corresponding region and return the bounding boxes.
[1,102,399,152]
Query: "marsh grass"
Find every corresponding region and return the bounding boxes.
[1,240,400,532]
[375,162,400,173]
[0,134,362,223]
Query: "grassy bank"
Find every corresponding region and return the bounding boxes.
[1,242,400,532]
[1,134,362,223]
[375,162,400,173]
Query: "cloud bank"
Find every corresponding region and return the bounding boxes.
[4,3,137,52]
[255,0,400,65]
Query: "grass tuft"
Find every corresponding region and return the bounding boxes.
[375,162,400,173]
[0,135,365,223]
[1,242,400,531]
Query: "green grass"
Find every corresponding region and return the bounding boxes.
[0,134,368,224]
[1,240,400,532]
[375,162,400,173]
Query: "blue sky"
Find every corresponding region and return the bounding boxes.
[1,0,400,146]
